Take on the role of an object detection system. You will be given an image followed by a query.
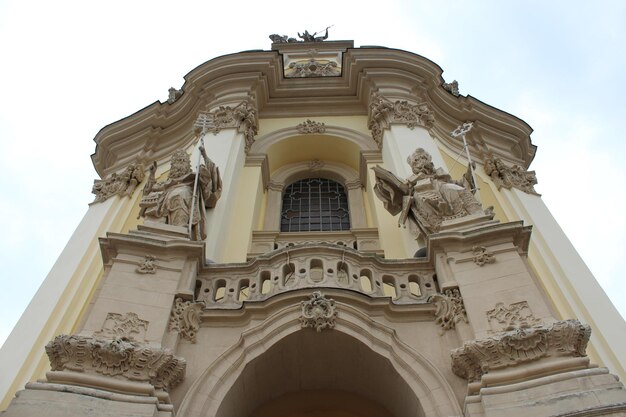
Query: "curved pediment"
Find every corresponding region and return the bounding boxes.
[91,40,535,178]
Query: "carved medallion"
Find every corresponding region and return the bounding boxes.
[472,246,495,266]
[286,59,340,78]
[487,301,541,332]
[300,291,337,332]
[94,312,149,341]
[136,255,157,274]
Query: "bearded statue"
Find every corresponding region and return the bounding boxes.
[139,147,222,240]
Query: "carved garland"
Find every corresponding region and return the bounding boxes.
[484,155,539,195]
[92,162,145,203]
[297,119,326,134]
[197,101,259,153]
[168,298,203,343]
[45,334,186,390]
[367,93,435,149]
[300,291,337,332]
[451,319,591,381]
[429,287,468,333]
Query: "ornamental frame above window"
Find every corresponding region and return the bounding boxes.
[280,178,351,232]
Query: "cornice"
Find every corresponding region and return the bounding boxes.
[91,44,536,176]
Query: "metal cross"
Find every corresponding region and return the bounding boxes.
[451,121,479,197]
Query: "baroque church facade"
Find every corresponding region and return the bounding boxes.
[1,34,626,416]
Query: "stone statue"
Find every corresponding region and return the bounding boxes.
[373,148,484,239]
[297,28,329,42]
[139,147,222,240]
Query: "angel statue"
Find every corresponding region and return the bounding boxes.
[139,147,222,240]
[373,148,485,240]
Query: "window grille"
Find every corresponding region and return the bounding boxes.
[281,178,350,232]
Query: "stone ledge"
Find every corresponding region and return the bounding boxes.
[451,319,591,381]
[45,335,186,391]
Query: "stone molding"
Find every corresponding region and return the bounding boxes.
[429,287,468,333]
[297,119,326,134]
[367,93,435,149]
[484,155,539,195]
[91,162,145,203]
[300,291,337,332]
[94,312,149,341]
[169,298,203,343]
[197,101,258,153]
[45,334,186,391]
[451,319,591,381]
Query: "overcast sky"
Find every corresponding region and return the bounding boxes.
[0,0,624,347]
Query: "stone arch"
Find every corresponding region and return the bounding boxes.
[177,295,462,417]
[249,125,379,155]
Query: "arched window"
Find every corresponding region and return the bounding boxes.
[280,178,350,232]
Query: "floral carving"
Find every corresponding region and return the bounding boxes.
[442,80,460,96]
[429,287,468,333]
[94,312,149,341]
[300,291,337,332]
[136,255,157,274]
[487,301,541,332]
[92,162,145,203]
[286,59,340,78]
[484,155,539,195]
[196,101,258,153]
[367,93,435,149]
[451,319,591,381]
[472,246,495,266]
[169,298,203,343]
[45,334,186,390]
[297,119,327,134]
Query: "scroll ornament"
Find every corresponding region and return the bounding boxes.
[367,93,434,148]
[92,162,145,203]
[484,155,539,195]
[169,298,203,343]
[429,287,468,333]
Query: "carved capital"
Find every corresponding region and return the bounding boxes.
[45,334,186,390]
[197,101,258,153]
[169,298,203,343]
[367,93,435,149]
[92,162,145,203]
[300,291,337,332]
[297,119,327,134]
[484,155,539,195]
[451,319,591,381]
[429,287,468,333]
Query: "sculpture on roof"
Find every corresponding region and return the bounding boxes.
[139,147,222,240]
[373,148,484,239]
[269,26,330,43]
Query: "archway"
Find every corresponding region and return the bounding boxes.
[217,330,421,417]
[177,296,462,417]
